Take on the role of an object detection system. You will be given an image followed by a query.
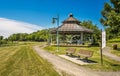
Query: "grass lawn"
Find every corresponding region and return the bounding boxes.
[44,45,120,71]
[0,42,60,76]
[107,42,120,57]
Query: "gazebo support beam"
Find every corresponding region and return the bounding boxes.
[51,35,53,45]
[91,34,93,44]
[81,32,83,44]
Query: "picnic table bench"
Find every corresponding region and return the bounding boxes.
[78,49,93,61]
[65,48,76,56]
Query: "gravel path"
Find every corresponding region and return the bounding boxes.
[102,47,120,62]
[33,46,100,76]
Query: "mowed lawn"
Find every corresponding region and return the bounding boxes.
[0,44,60,76]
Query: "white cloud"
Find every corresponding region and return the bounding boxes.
[0,18,43,38]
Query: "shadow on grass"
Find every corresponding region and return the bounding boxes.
[111,64,120,66]
[66,54,97,64]
[77,58,97,64]
[66,55,78,58]
[116,48,120,51]
[52,45,90,47]
[52,44,100,48]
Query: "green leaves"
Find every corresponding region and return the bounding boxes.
[100,0,120,39]
[7,29,49,42]
[81,20,100,44]
[0,36,3,40]
[104,3,111,12]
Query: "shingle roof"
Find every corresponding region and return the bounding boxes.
[62,14,80,24]
[51,14,93,34]
[58,24,93,32]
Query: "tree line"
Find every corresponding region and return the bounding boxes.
[8,29,49,42]
[0,29,49,46]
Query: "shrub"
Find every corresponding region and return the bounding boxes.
[108,37,120,42]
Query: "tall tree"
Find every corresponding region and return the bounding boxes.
[81,20,100,44]
[100,0,120,39]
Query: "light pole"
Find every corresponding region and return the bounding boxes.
[52,15,59,52]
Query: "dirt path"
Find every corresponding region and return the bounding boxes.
[33,46,101,76]
[103,47,120,62]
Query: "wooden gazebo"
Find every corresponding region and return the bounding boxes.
[50,14,93,45]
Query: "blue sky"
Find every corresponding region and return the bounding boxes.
[0,0,109,29]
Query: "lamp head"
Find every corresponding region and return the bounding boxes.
[52,18,56,24]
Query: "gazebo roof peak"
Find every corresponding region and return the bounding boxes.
[69,13,73,17]
[63,13,80,24]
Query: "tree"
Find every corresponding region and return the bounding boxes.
[0,36,8,46]
[8,33,28,41]
[81,20,101,45]
[100,0,120,39]
[0,36,3,46]
[0,36,3,40]
[7,29,49,42]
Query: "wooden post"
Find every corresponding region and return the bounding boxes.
[100,29,103,65]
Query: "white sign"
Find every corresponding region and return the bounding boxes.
[102,31,106,49]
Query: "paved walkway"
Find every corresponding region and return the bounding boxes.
[102,47,120,62]
[33,46,100,76]
[33,46,120,76]
[59,55,96,65]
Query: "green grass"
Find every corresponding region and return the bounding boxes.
[107,38,120,56]
[107,42,120,57]
[0,41,46,47]
[0,42,60,76]
[44,45,120,71]
[108,37,120,42]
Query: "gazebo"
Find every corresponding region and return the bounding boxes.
[50,14,93,46]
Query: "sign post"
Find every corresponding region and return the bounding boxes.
[102,31,106,49]
[100,30,106,65]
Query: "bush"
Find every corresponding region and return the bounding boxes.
[91,42,99,46]
[108,37,120,42]
[0,40,8,46]
[113,44,117,50]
